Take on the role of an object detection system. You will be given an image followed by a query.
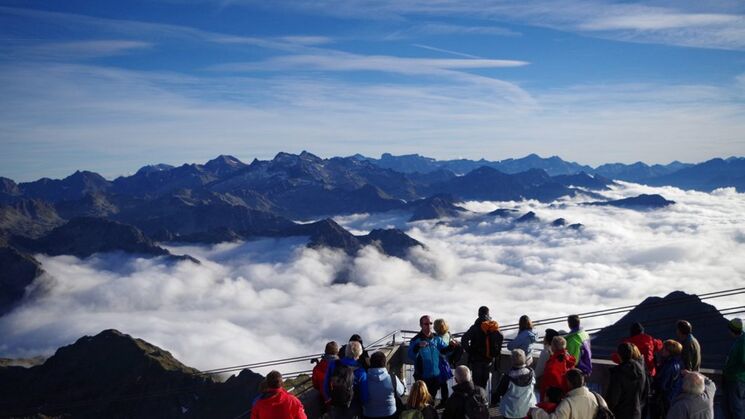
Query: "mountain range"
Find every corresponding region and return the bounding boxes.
[1,151,739,316]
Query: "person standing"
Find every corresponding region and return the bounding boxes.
[507,315,537,366]
[539,336,575,401]
[676,320,701,372]
[653,339,684,419]
[530,369,604,419]
[495,349,536,419]
[408,315,448,400]
[461,306,504,391]
[565,315,592,376]
[251,370,308,419]
[442,365,489,419]
[363,351,404,419]
[723,318,745,419]
[607,342,646,419]
[666,371,716,419]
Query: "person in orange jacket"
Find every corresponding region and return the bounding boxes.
[251,370,308,419]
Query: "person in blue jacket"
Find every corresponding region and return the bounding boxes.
[323,341,368,418]
[507,315,537,366]
[408,315,448,402]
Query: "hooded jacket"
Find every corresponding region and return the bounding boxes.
[363,367,404,418]
[496,366,537,418]
[607,359,646,419]
[312,354,339,392]
[250,388,307,419]
[666,376,716,419]
[565,328,592,375]
[540,349,576,399]
[408,331,447,380]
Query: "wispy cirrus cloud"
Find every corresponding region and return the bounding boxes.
[246,0,745,50]
[0,40,152,61]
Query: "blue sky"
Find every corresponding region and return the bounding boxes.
[1,0,745,181]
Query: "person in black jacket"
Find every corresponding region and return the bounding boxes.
[443,365,489,419]
[339,334,371,370]
[461,306,504,392]
[607,342,646,419]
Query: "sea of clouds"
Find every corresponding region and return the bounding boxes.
[1,182,744,376]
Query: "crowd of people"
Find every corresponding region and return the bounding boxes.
[249,308,745,419]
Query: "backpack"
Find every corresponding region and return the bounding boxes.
[312,358,329,391]
[480,320,502,359]
[592,391,615,419]
[329,360,355,407]
[400,409,424,419]
[463,389,489,419]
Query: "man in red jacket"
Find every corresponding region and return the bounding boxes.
[251,370,308,419]
[612,322,663,376]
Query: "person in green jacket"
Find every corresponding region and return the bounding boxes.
[564,315,592,376]
[723,318,744,419]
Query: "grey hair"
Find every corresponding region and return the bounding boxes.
[346,341,363,359]
[511,348,526,366]
[551,336,567,351]
[454,365,472,383]
[682,372,706,395]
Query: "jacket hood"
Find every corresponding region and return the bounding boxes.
[366,367,389,382]
[508,366,535,387]
[552,349,575,368]
[614,359,644,380]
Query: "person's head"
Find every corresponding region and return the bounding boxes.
[681,372,706,395]
[551,336,567,353]
[676,320,692,338]
[434,318,449,336]
[630,322,644,336]
[566,368,585,390]
[370,351,387,368]
[454,365,472,384]
[519,315,533,331]
[420,315,433,335]
[407,380,432,409]
[728,318,743,336]
[546,387,564,404]
[325,341,339,356]
[478,306,490,319]
[511,349,526,367]
[663,339,683,357]
[543,329,559,346]
[345,341,362,360]
[266,370,283,389]
[349,334,364,346]
[617,342,634,363]
[567,315,580,330]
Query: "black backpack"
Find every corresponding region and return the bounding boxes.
[592,391,615,419]
[463,389,489,419]
[329,360,355,407]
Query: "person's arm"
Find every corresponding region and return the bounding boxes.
[461,329,472,354]
[507,333,519,351]
[495,374,510,399]
[394,375,405,396]
[322,361,335,402]
[702,376,716,400]
[531,398,571,419]
[408,337,420,360]
[293,397,308,419]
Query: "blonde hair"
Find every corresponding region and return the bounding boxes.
[630,343,643,361]
[407,380,433,409]
[551,336,567,352]
[664,339,683,356]
[346,341,363,359]
[434,318,449,336]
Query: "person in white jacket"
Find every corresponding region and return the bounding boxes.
[530,369,603,419]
